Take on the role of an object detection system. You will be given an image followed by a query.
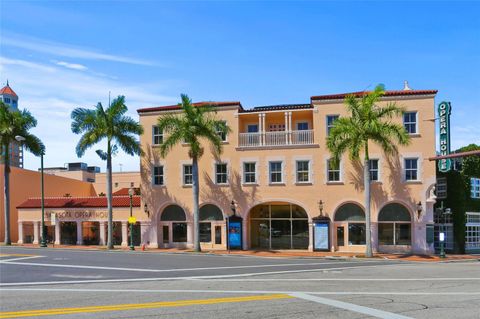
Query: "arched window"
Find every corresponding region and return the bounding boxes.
[378,203,411,246]
[200,204,223,221]
[250,203,308,249]
[160,205,187,243]
[161,205,186,221]
[199,204,224,244]
[334,203,366,246]
[334,203,365,221]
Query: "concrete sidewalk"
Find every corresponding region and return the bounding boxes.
[5,243,479,262]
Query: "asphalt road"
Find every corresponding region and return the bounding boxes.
[1,246,479,319]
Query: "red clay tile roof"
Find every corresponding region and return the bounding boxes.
[311,90,438,101]
[137,101,243,113]
[112,187,140,196]
[17,196,141,209]
[0,84,18,98]
[241,104,312,113]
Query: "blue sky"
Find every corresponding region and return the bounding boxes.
[1,1,479,172]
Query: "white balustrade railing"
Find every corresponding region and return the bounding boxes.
[239,130,314,147]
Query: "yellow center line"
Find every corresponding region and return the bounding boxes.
[0,294,293,318]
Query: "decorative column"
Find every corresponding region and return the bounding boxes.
[121,221,128,247]
[76,221,83,245]
[308,221,314,252]
[187,222,193,248]
[284,112,289,145]
[140,222,150,245]
[99,221,106,246]
[242,218,248,250]
[262,113,266,146]
[17,221,24,244]
[288,112,293,144]
[33,221,39,244]
[55,222,61,245]
[258,113,263,146]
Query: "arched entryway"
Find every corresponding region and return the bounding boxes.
[159,205,188,247]
[378,203,412,250]
[249,202,308,250]
[334,203,365,252]
[200,204,225,249]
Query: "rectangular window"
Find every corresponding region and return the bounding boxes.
[183,165,193,185]
[215,163,228,184]
[247,124,259,133]
[4,97,11,103]
[200,223,212,243]
[405,158,418,181]
[216,121,227,142]
[369,159,379,181]
[162,225,169,243]
[326,115,339,135]
[152,126,163,145]
[296,160,310,183]
[327,159,341,182]
[243,162,256,183]
[153,166,164,185]
[471,178,480,199]
[403,112,417,134]
[269,161,283,184]
[172,223,187,242]
[297,122,309,131]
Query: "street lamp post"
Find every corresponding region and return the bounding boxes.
[129,187,135,251]
[16,136,47,247]
[40,152,47,247]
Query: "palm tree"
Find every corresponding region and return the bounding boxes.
[71,95,143,249]
[157,94,230,252]
[327,84,410,257]
[1,102,44,245]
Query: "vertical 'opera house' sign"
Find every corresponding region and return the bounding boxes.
[438,101,452,172]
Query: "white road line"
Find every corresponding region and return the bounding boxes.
[0,264,390,286]
[2,288,479,296]
[191,277,480,281]
[0,256,42,262]
[291,292,413,319]
[0,260,379,273]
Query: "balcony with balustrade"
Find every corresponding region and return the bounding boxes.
[237,105,317,149]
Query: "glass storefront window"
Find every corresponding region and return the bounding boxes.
[200,223,212,243]
[395,223,411,245]
[172,223,187,242]
[292,220,309,249]
[348,223,366,245]
[337,226,345,246]
[163,225,169,243]
[271,220,292,249]
[271,205,290,218]
[378,223,394,245]
[250,219,270,249]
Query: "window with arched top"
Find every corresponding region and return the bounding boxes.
[334,203,365,222]
[199,204,224,244]
[161,205,186,221]
[160,205,187,243]
[200,204,223,221]
[378,203,412,246]
[334,203,366,246]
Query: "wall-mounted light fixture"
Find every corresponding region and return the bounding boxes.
[318,200,324,216]
[143,203,149,217]
[416,201,423,220]
[230,200,236,216]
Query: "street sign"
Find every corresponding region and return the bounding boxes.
[128,217,137,224]
[438,101,452,172]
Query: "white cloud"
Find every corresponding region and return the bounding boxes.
[0,56,178,172]
[54,61,88,71]
[2,34,157,66]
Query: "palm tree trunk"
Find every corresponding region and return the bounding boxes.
[192,156,201,252]
[3,144,11,245]
[106,142,114,249]
[364,145,373,258]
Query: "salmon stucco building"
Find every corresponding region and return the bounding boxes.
[137,87,439,254]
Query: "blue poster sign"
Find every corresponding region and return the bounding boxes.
[314,223,329,250]
[228,221,242,249]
